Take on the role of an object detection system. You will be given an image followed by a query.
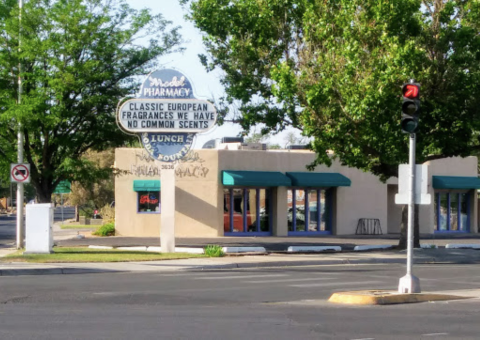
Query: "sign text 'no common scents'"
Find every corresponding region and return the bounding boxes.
[118,99,216,133]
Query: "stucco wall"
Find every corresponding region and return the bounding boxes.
[115,148,221,237]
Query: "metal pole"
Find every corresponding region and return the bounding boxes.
[406,133,415,276]
[16,0,25,249]
[61,193,64,222]
[398,133,421,293]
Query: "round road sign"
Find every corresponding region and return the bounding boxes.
[11,164,30,183]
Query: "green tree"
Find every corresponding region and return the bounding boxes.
[184,0,480,248]
[0,0,183,202]
[69,149,115,213]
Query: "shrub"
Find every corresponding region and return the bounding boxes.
[204,244,224,257]
[93,222,115,237]
[99,204,115,224]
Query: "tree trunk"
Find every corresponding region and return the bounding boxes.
[398,204,420,249]
[75,205,79,222]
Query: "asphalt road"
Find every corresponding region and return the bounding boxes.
[0,206,75,244]
[1,263,480,339]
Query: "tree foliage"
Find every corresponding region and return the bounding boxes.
[184,0,480,181]
[0,0,183,202]
[68,149,115,210]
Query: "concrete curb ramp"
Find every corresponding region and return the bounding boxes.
[328,290,471,305]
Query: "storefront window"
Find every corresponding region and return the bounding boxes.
[224,188,272,235]
[435,192,469,232]
[138,191,160,213]
[460,193,468,231]
[288,188,332,234]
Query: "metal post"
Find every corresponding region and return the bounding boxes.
[398,133,421,293]
[16,0,25,249]
[61,193,64,222]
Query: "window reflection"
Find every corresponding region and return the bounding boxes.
[460,193,468,231]
[260,189,270,232]
[288,189,331,233]
[224,188,271,234]
[435,192,469,232]
[450,194,458,231]
[308,190,319,232]
[439,193,448,231]
[246,189,257,232]
[321,190,328,231]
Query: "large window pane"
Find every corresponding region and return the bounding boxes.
[259,189,270,232]
[232,189,244,232]
[223,189,232,232]
[308,190,319,231]
[450,194,459,231]
[320,190,328,231]
[295,190,306,231]
[460,193,469,231]
[288,190,294,232]
[439,193,448,231]
[224,188,271,234]
[246,189,257,232]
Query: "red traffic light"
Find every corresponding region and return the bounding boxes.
[402,84,419,99]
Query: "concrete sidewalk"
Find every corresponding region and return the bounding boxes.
[2,248,480,276]
[2,222,480,276]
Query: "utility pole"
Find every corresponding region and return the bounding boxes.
[16,0,25,249]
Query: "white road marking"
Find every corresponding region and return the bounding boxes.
[195,274,289,280]
[422,333,448,337]
[290,281,382,288]
[245,278,335,284]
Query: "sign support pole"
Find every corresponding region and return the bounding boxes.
[160,165,176,253]
[398,133,421,293]
[16,0,25,249]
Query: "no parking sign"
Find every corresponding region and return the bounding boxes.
[10,163,31,183]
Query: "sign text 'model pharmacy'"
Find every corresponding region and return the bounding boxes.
[118,98,216,133]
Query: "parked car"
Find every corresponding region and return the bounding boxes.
[224,212,252,232]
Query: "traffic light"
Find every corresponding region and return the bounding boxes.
[401,82,420,133]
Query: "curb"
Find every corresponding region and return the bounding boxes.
[0,255,475,276]
[445,244,480,249]
[222,247,267,254]
[328,290,470,305]
[0,257,409,276]
[353,245,393,251]
[0,267,122,276]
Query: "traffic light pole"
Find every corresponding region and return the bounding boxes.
[398,133,421,293]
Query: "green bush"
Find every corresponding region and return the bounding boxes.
[92,222,115,237]
[204,244,224,257]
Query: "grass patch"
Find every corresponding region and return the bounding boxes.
[204,244,224,257]
[60,224,99,230]
[1,247,206,263]
[92,223,115,236]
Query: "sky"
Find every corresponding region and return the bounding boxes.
[126,0,300,149]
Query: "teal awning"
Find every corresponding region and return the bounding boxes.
[133,180,161,192]
[222,170,291,187]
[432,176,480,189]
[286,172,351,187]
